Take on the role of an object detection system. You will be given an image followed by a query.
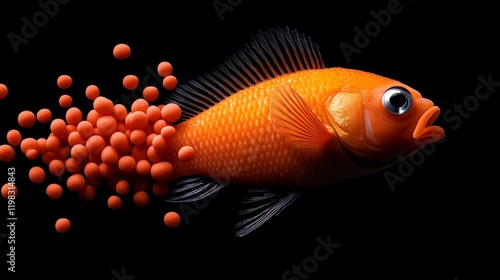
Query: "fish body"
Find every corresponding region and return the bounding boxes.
[164,27,445,236]
[169,68,389,188]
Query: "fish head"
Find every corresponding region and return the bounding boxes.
[326,74,445,163]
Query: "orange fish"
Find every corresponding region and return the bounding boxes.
[164,27,445,236]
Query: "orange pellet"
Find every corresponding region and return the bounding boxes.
[115,180,130,195]
[131,98,149,113]
[70,144,88,162]
[96,115,117,137]
[0,83,8,99]
[46,183,63,199]
[157,61,173,77]
[57,75,72,89]
[162,75,178,90]
[164,211,181,227]
[161,125,176,140]
[84,162,100,179]
[113,104,128,122]
[128,111,149,129]
[151,135,168,153]
[65,124,77,136]
[133,191,149,207]
[145,133,156,147]
[58,146,70,160]
[42,151,56,165]
[65,157,82,174]
[129,129,146,146]
[146,105,161,122]
[107,195,122,209]
[20,137,38,154]
[59,94,73,108]
[18,110,36,128]
[117,155,136,173]
[153,119,167,134]
[79,185,96,201]
[85,84,100,100]
[55,218,71,233]
[93,96,114,115]
[101,145,119,165]
[1,183,17,199]
[110,131,129,152]
[147,146,163,163]
[150,161,173,182]
[86,109,100,126]
[113,43,131,59]
[65,107,83,125]
[67,131,86,146]
[66,173,86,192]
[48,159,66,176]
[37,138,47,154]
[25,149,39,160]
[143,86,159,102]
[178,145,195,162]
[50,118,67,138]
[77,121,94,139]
[152,181,168,197]
[46,135,61,152]
[29,166,45,184]
[0,145,15,162]
[86,135,106,155]
[135,159,151,176]
[36,108,52,123]
[123,74,139,90]
[161,103,182,123]
[6,129,22,146]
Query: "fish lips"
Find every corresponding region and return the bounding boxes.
[412,106,445,143]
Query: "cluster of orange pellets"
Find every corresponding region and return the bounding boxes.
[0,43,185,233]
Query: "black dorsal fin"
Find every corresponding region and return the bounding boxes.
[166,26,326,123]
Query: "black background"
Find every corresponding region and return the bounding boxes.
[0,0,497,279]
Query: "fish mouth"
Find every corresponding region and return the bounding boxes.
[413,106,445,142]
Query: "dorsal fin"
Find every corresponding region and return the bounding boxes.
[166,26,326,122]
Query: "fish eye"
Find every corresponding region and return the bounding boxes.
[382,87,413,115]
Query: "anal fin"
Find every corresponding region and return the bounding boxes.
[234,189,302,237]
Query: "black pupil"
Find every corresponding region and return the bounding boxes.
[390,93,407,108]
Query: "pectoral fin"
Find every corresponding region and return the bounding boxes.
[234,189,302,237]
[270,84,334,150]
